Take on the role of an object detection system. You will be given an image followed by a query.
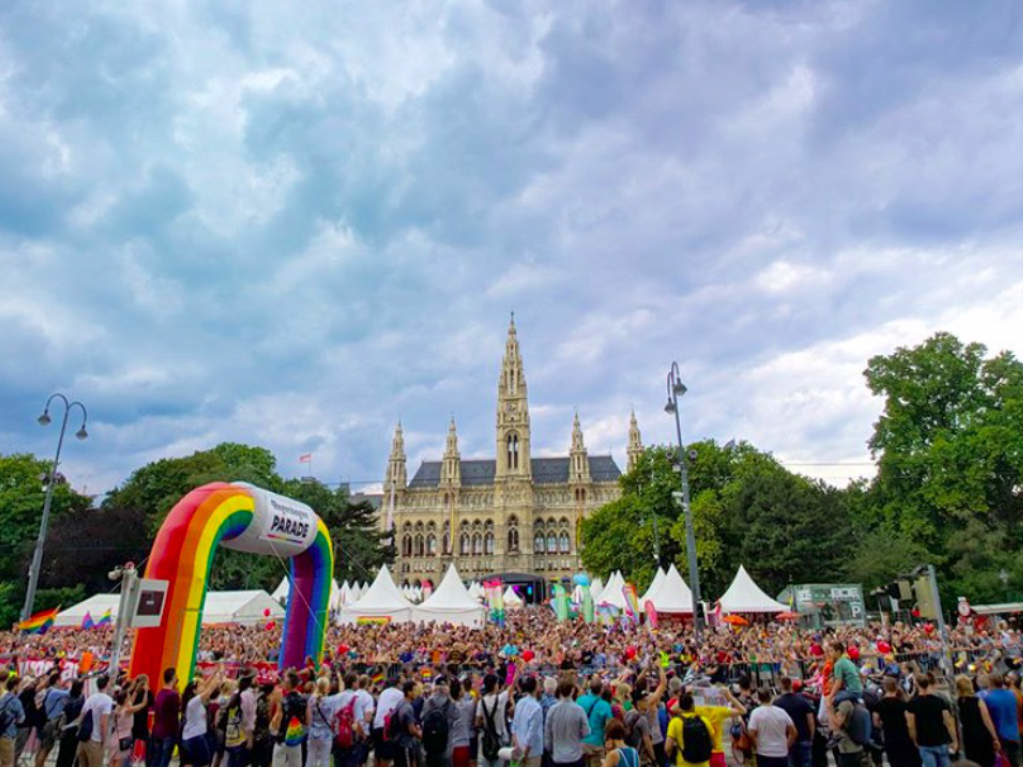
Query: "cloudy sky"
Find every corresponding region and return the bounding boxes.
[0,1,1020,497]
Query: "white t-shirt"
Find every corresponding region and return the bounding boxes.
[81,692,114,743]
[373,687,404,730]
[181,695,208,741]
[355,689,375,727]
[477,690,510,743]
[748,704,794,758]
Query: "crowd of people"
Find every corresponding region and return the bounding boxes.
[0,607,1020,766]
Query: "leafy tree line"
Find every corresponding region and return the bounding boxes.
[582,332,1023,608]
[0,443,394,627]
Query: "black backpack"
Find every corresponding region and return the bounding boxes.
[480,696,501,762]
[624,709,643,748]
[681,715,713,764]
[77,708,94,743]
[421,703,449,755]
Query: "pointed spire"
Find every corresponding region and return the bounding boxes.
[385,421,407,489]
[445,416,459,457]
[627,409,643,472]
[441,416,461,486]
[496,316,531,479]
[571,411,585,452]
[569,411,590,482]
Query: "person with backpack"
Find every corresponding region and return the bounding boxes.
[421,675,458,765]
[601,718,640,767]
[224,673,258,767]
[15,675,41,765]
[75,673,115,767]
[545,679,590,767]
[450,678,476,767]
[251,681,277,768]
[270,670,308,767]
[35,671,70,767]
[476,673,511,767]
[746,687,796,768]
[577,679,613,766]
[372,676,405,766]
[511,676,543,767]
[825,684,876,768]
[180,667,224,766]
[665,694,715,768]
[54,678,84,767]
[0,675,26,768]
[392,680,423,767]
[304,676,336,767]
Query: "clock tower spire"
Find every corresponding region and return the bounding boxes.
[495,313,531,479]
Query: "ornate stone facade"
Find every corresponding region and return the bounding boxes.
[382,317,643,586]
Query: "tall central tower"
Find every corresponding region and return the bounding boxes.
[495,314,531,480]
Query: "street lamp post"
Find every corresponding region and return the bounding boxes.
[21,393,88,622]
[665,362,702,642]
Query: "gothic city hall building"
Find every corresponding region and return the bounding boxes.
[383,317,645,591]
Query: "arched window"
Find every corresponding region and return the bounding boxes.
[472,533,483,555]
[442,532,450,554]
[507,527,519,551]
[460,533,470,555]
[558,531,570,553]
[547,533,557,553]
[414,534,424,556]
[427,534,436,555]
[534,530,545,554]
[506,433,519,470]
[484,532,494,555]
[402,535,412,557]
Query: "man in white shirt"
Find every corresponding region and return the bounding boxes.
[372,677,405,767]
[476,674,511,767]
[75,674,114,767]
[747,688,797,767]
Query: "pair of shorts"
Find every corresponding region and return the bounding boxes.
[372,726,396,760]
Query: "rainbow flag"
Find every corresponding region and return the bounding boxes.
[622,583,639,622]
[372,670,385,686]
[95,609,112,627]
[81,611,95,630]
[17,606,59,634]
[420,667,434,680]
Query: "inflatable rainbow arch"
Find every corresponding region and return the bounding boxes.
[129,482,333,688]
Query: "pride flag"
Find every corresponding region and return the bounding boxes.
[17,606,59,634]
[622,583,640,622]
[81,611,95,630]
[95,609,113,627]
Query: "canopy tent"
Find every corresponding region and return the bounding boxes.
[413,564,486,627]
[467,582,485,602]
[645,564,694,614]
[596,571,627,610]
[273,576,343,610]
[640,567,666,604]
[338,566,414,624]
[589,577,604,600]
[502,585,524,608]
[717,565,788,614]
[56,590,284,628]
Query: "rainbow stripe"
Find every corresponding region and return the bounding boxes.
[17,606,58,634]
[129,482,333,689]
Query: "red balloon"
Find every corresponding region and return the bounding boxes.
[265,621,276,631]
[876,641,891,654]
[923,623,935,635]
[522,650,535,662]
[338,644,350,655]
[625,646,637,660]
[263,608,271,617]
[847,645,860,661]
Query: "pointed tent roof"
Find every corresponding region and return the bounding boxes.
[597,571,628,609]
[589,577,604,600]
[718,565,789,613]
[413,563,486,627]
[338,565,414,623]
[646,564,694,613]
[641,567,666,604]
[502,585,524,608]
[273,576,342,609]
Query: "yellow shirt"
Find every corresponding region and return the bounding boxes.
[666,714,715,767]
[694,705,734,754]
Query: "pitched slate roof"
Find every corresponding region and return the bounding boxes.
[408,455,621,488]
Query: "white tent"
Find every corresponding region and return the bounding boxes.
[640,567,666,604]
[502,585,524,608]
[56,590,284,628]
[338,566,414,624]
[273,577,343,610]
[646,564,694,614]
[597,571,627,610]
[717,565,788,614]
[413,564,486,627]
[467,582,485,602]
[589,577,604,600]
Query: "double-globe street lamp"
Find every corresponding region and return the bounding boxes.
[665,362,703,642]
[21,393,88,622]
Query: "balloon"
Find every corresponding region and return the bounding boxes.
[264,608,271,617]
[265,621,275,630]
[847,645,860,661]
[522,649,535,662]
[625,646,637,660]
[338,644,350,655]
[876,641,891,654]
[923,623,935,635]
[572,573,590,587]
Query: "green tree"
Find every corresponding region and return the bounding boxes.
[0,453,92,591]
[863,332,1023,602]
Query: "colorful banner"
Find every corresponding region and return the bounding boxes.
[644,599,658,628]
[356,616,392,625]
[583,589,595,624]
[484,578,505,627]
[17,606,59,635]
[622,583,639,622]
